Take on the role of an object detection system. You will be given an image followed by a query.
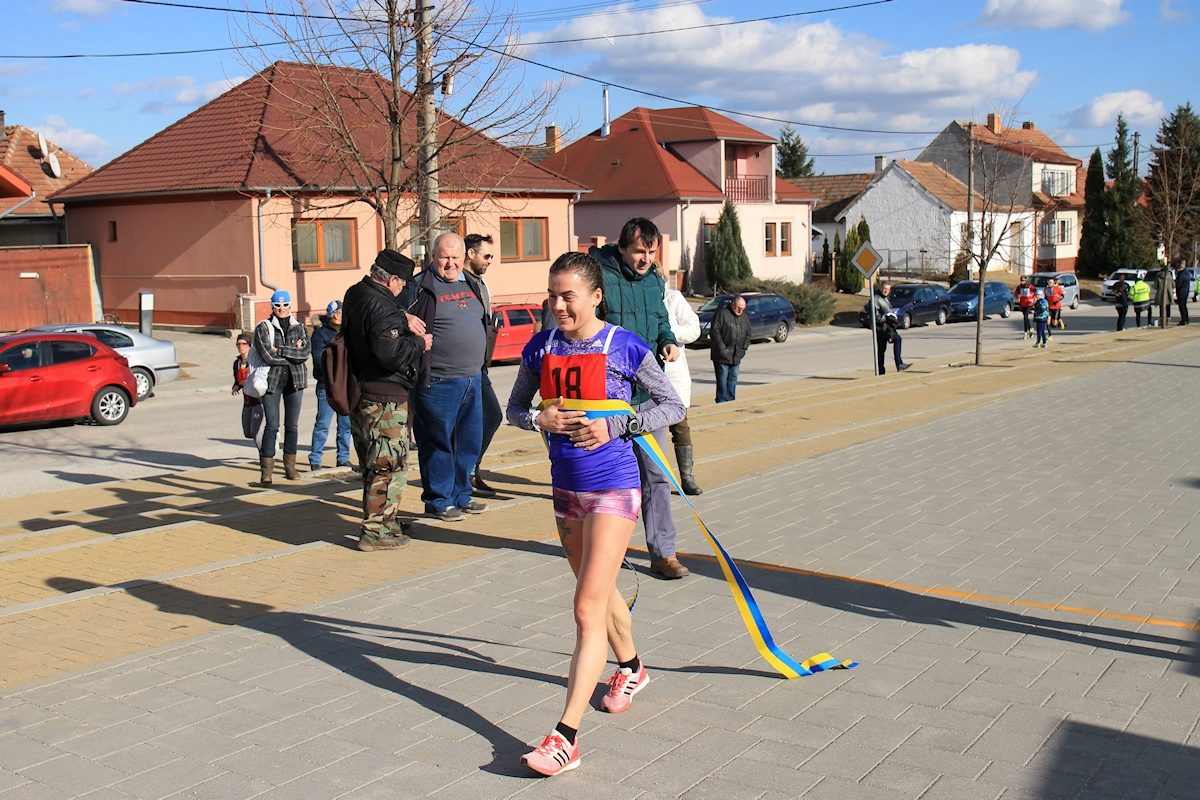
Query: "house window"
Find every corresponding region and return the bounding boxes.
[107,221,117,242]
[780,222,791,256]
[1041,169,1072,197]
[292,219,356,270]
[500,217,548,262]
[764,223,776,257]
[1040,217,1073,245]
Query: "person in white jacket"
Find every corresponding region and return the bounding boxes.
[660,269,703,495]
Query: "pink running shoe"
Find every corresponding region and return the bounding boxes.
[600,663,649,713]
[522,733,581,776]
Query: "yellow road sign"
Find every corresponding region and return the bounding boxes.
[851,242,883,279]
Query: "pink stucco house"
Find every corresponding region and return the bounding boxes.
[51,62,586,328]
[540,106,815,293]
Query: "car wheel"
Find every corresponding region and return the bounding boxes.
[935,309,947,326]
[773,321,790,343]
[131,367,153,400]
[899,313,912,330]
[91,387,130,426]
[1000,303,1012,318]
[1070,294,1080,309]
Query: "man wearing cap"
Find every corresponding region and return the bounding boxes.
[342,249,432,550]
[308,300,352,471]
[407,232,490,522]
[463,232,501,498]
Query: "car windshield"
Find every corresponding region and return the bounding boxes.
[1030,275,1056,287]
[949,282,978,295]
[698,297,733,312]
[887,287,917,304]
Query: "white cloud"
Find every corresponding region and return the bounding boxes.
[1070,90,1165,128]
[1159,0,1190,22]
[51,0,116,18]
[111,75,247,111]
[40,115,110,164]
[979,0,1127,31]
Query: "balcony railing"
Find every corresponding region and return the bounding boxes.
[724,175,769,203]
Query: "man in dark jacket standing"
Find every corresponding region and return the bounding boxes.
[589,217,688,579]
[342,249,430,551]
[1174,263,1192,325]
[408,232,491,522]
[709,296,751,402]
[308,300,351,471]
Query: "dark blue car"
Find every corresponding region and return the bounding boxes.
[858,283,950,329]
[696,292,796,345]
[947,280,1013,321]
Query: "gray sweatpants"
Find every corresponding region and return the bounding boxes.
[633,418,679,560]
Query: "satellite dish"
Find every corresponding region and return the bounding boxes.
[47,152,62,179]
[36,132,47,159]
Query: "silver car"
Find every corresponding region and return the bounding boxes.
[30,324,180,400]
[1029,272,1080,309]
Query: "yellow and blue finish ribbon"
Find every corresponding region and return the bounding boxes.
[537,398,858,679]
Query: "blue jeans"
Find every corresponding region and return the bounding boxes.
[714,362,740,403]
[310,384,351,467]
[260,385,303,458]
[477,371,502,472]
[412,374,483,513]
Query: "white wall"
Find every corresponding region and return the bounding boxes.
[839,167,953,274]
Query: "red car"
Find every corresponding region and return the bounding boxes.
[491,303,541,363]
[0,332,138,427]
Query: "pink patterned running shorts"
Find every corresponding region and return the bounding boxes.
[552,487,642,522]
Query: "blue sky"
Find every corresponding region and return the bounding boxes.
[2,0,1196,174]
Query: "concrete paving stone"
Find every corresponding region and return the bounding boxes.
[176,770,275,800]
[0,772,27,794]
[0,733,66,771]
[979,759,1091,799]
[17,713,99,746]
[843,715,920,752]
[883,738,990,779]
[279,732,368,766]
[16,755,127,796]
[0,700,63,731]
[838,662,924,700]
[917,774,1006,800]
[668,727,759,765]
[152,649,240,678]
[13,682,102,709]
[0,781,75,800]
[677,774,774,800]
[902,725,975,756]
[798,741,891,782]
[95,742,181,778]
[75,789,138,800]
[793,689,911,727]
[267,747,408,798]
[133,696,227,734]
[151,724,252,761]
[192,706,273,738]
[738,715,843,751]
[59,720,163,759]
[805,774,912,800]
[861,759,941,796]
[618,751,717,796]
[213,744,324,786]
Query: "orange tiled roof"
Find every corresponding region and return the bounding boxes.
[0,126,92,216]
[787,173,876,223]
[963,121,1079,166]
[894,160,995,212]
[52,61,584,203]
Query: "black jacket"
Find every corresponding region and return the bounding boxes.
[341,276,424,399]
[310,316,339,384]
[406,268,489,388]
[710,306,751,365]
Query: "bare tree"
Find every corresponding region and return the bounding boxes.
[235,0,560,253]
[1145,103,1200,325]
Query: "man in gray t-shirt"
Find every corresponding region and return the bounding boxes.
[407,233,491,521]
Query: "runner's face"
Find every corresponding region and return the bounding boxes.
[619,236,656,275]
[548,270,602,335]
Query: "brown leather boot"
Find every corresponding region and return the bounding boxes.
[283,453,300,480]
[649,556,689,579]
[258,456,274,486]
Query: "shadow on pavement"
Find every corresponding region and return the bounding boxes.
[44,577,556,777]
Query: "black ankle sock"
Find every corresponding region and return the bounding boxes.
[618,655,641,672]
[554,721,577,745]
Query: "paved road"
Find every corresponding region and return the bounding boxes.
[0,301,1138,498]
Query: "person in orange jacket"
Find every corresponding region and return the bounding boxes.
[1013,275,1037,338]
[1045,277,1066,332]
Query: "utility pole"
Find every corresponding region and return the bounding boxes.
[967,122,984,366]
[415,2,440,258]
[1133,131,1141,174]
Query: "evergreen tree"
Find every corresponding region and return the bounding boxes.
[1077,148,1108,278]
[709,200,752,291]
[837,220,865,293]
[821,237,832,274]
[1145,103,1200,266]
[1104,114,1157,267]
[776,125,816,179]
[856,216,871,246]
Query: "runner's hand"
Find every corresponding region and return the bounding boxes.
[536,398,587,434]
[570,417,610,451]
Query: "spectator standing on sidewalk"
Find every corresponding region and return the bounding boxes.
[1157,267,1173,325]
[1174,263,1192,325]
[342,249,431,551]
[1130,270,1153,327]
[589,217,687,580]
[253,291,311,485]
[308,300,351,471]
[464,233,502,497]
[408,232,490,522]
[1111,274,1130,331]
[1014,275,1037,338]
[659,267,703,494]
[709,295,751,403]
[231,333,264,450]
[506,251,685,777]
[1045,277,1065,332]
[1032,289,1050,348]
[868,282,912,374]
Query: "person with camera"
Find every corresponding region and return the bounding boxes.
[868,282,912,375]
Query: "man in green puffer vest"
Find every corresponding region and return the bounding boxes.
[588,218,688,580]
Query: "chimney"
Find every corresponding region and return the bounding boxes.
[1022,120,1036,130]
[986,112,1002,134]
[874,155,885,173]
[0,109,5,144]
[601,87,610,138]
[545,124,562,154]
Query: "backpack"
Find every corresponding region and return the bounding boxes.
[321,331,360,416]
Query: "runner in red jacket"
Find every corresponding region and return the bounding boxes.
[1045,278,1066,331]
[1014,275,1037,338]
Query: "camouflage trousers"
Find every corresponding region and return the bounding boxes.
[350,400,409,539]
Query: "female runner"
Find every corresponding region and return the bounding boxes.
[507,251,685,776]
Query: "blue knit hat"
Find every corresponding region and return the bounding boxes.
[270,290,291,305]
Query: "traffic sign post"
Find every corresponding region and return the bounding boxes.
[852,242,884,375]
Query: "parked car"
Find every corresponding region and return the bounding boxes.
[696,292,796,345]
[0,332,137,427]
[857,283,950,329]
[490,303,540,363]
[29,324,179,401]
[1099,268,1174,302]
[1029,271,1081,309]
[947,280,1013,321]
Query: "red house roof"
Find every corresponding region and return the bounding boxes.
[1,126,92,216]
[963,120,1079,166]
[52,61,584,203]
